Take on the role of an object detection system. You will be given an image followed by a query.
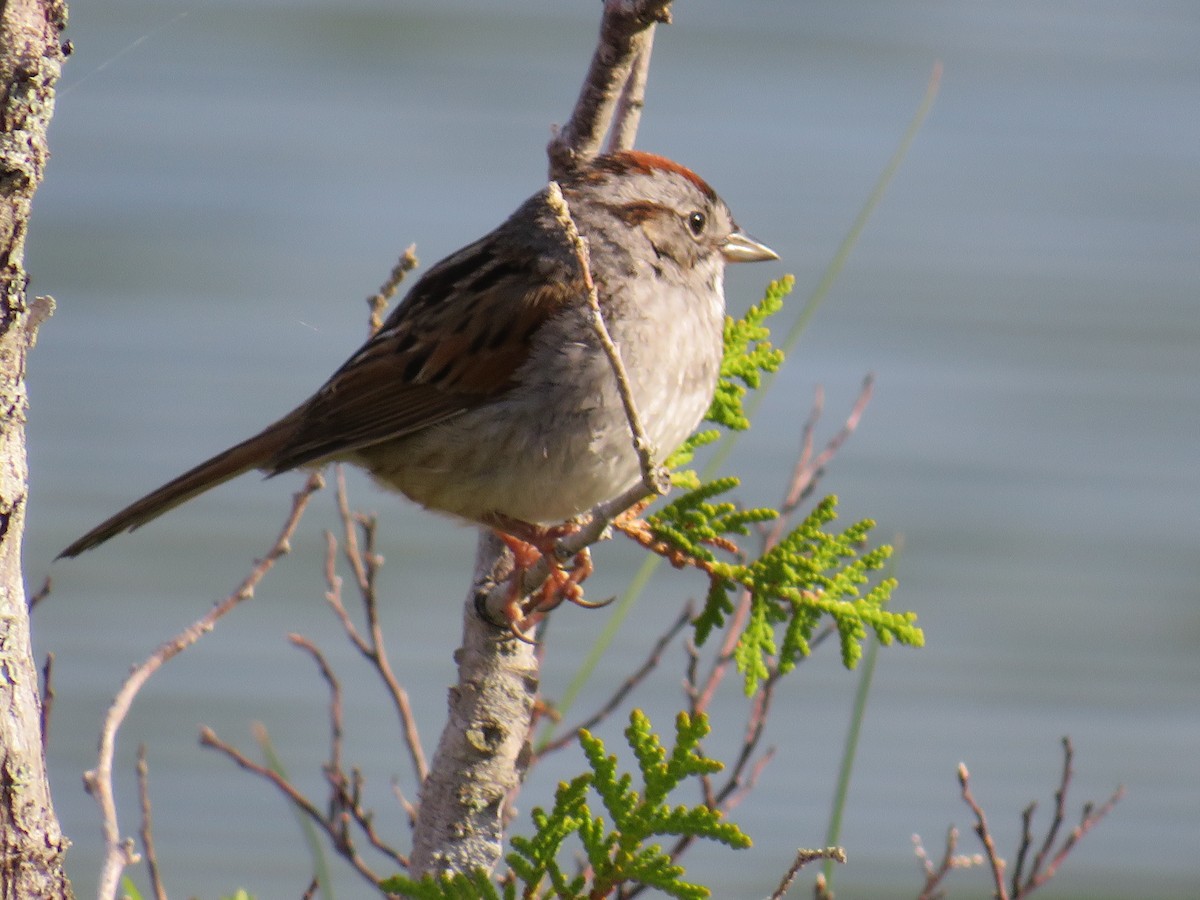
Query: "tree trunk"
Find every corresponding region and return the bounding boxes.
[0,0,71,896]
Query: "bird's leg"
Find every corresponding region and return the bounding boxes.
[487,516,599,640]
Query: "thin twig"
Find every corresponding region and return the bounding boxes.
[958,762,1008,900]
[287,634,345,798]
[538,605,691,756]
[546,181,663,496]
[85,473,323,900]
[136,745,168,900]
[713,667,781,809]
[200,727,400,884]
[477,183,671,620]
[391,778,419,828]
[27,573,51,611]
[366,244,419,336]
[1017,737,1124,894]
[1026,735,1072,886]
[39,652,54,751]
[334,466,372,593]
[326,469,428,783]
[771,376,874,544]
[1011,800,1037,895]
[914,826,981,900]
[1030,785,1124,891]
[267,636,414,875]
[768,846,847,900]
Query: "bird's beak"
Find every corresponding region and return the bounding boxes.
[721,231,778,263]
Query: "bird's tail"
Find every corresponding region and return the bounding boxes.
[58,417,296,559]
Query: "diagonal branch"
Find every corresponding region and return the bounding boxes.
[84,473,323,900]
[548,0,672,177]
[605,33,655,154]
[546,180,664,495]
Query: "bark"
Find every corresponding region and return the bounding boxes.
[409,533,539,877]
[410,1,670,877]
[0,0,71,896]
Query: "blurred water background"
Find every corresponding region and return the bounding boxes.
[24,0,1199,897]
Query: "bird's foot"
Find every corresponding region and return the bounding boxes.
[489,520,600,641]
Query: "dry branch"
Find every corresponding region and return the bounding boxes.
[85,474,322,898]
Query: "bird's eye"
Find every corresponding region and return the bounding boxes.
[687,211,707,237]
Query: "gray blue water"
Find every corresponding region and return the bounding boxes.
[25,1,1199,896]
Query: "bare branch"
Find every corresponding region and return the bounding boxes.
[538,605,691,756]
[605,34,655,153]
[768,846,847,900]
[27,573,51,611]
[367,244,419,336]
[771,376,874,543]
[39,651,54,751]
[1015,737,1124,895]
[327,468,428,784]
[914,826,985,900]
[958,762,1009,899]
[546,181,664,496]
[85,473,323,899]
[136,745,168,900]
[200,726,399,885]
[287,634,346,797]
[548,0,673,176]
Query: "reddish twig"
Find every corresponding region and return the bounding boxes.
[914,827,984,900]
[1013,737,1124,896]
[326,467,428,784]
[770,376,874,544]
[136,744,168,900]
[958,762,1008,897]
[287,634,346,799]
[537,605,692,756]
[199,726,400,885]
[85,473,323,900]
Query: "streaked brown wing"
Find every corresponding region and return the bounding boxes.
[264,229,581,474]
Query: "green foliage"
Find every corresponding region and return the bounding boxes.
[709,275,791,432]
[664,276,789,477]
[384,711,747,899]
[509,710,750,899]
[119,879,257,900]
[647,277,923,693]
[380,868,509,899]
[378,275,927,896]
